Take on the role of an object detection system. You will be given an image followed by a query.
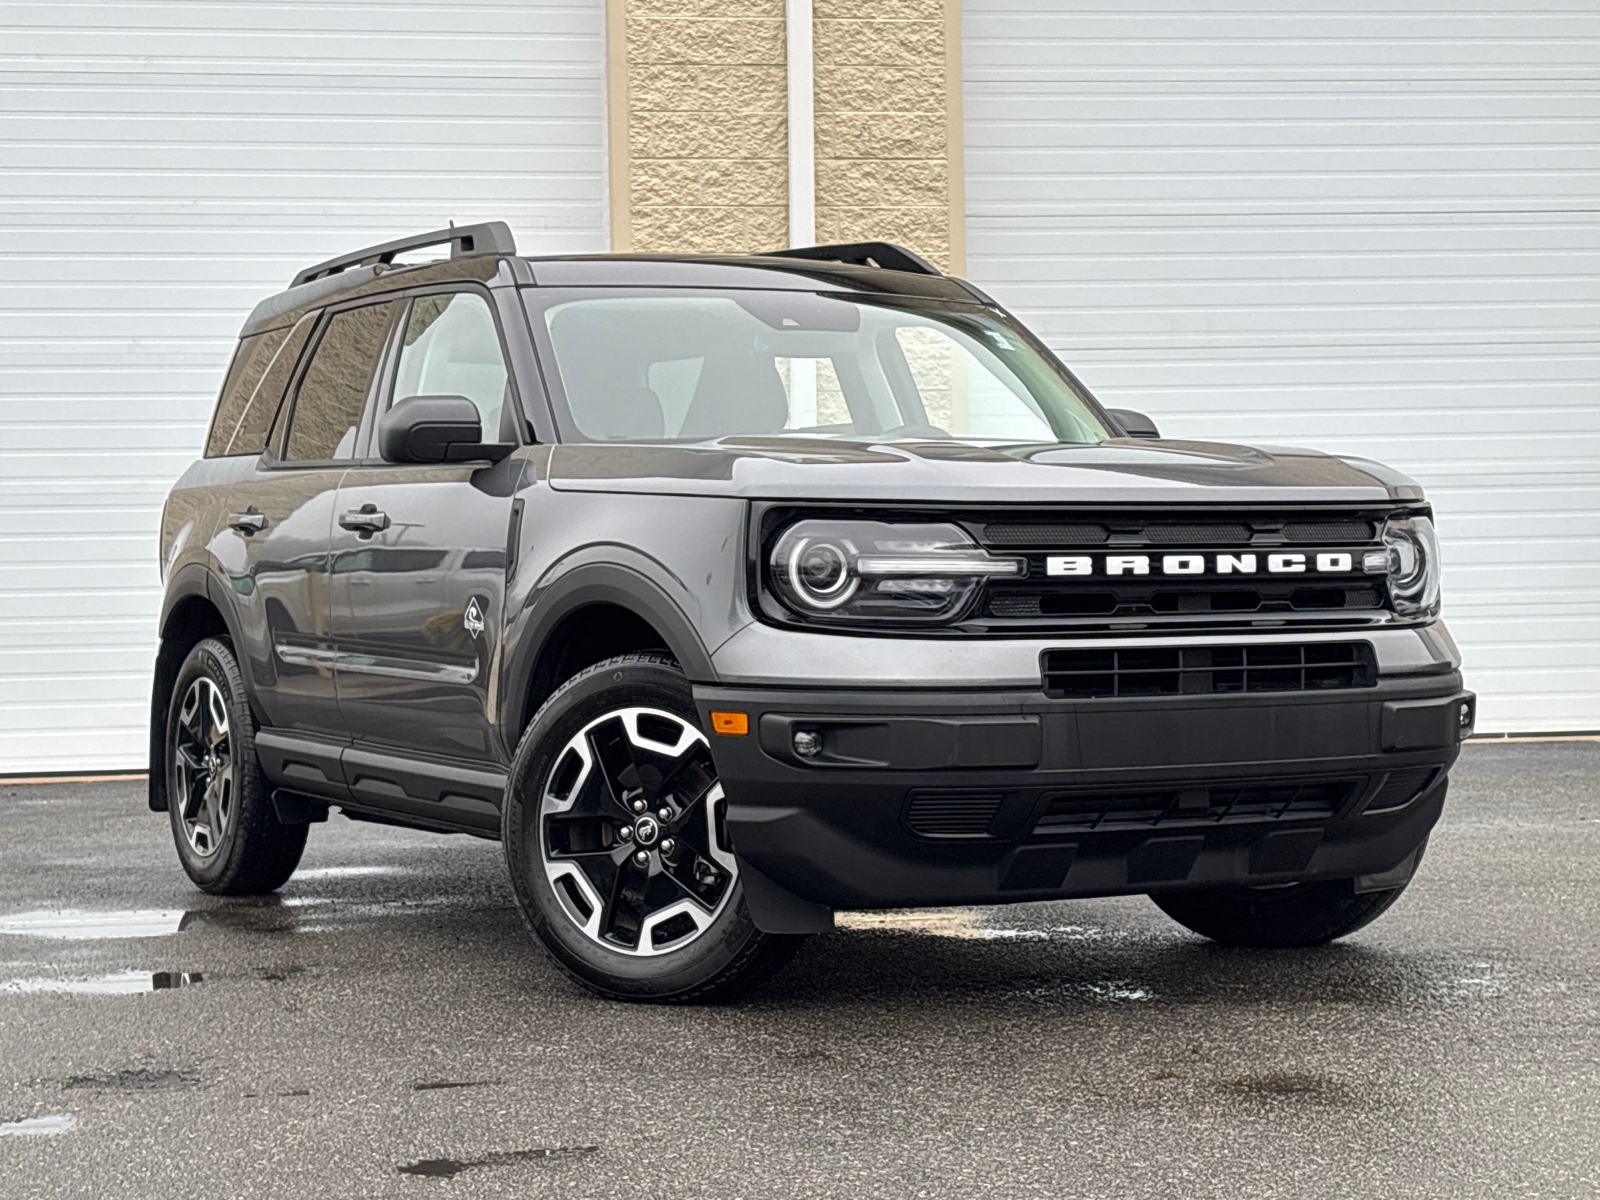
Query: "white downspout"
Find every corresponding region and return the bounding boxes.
[785,0,815,249]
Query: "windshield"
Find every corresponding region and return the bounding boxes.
[526,290,1111,445]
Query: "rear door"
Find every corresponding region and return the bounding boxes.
[328,289,522,821]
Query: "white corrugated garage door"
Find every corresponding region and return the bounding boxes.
[964,1,1600,734]
[0,2,607,774]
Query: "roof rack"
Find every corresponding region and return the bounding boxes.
[290,221,517,288]
[763,241,941,277]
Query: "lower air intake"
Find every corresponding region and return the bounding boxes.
[906,792,1005,838]
[1042,642,1375,698]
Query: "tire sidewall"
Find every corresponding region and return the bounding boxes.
[166,637,265,888]
[503,657,764,999]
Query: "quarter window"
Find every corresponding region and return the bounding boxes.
[284,301,398,462]
[204,316,315,458]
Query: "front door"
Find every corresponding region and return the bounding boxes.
[329,290,521,767]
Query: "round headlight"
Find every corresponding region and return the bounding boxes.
[787,537,859,609]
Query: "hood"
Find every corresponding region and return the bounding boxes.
[545,437,1423,505]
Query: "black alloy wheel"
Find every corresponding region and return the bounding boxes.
[165,637,307,894]
[503,653,803,1002]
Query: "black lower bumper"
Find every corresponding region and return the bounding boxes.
[694,673,1470,921]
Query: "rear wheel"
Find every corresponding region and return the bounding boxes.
[503,653,803,1003]
[1150,849,1424,948]
[165,637,307,894]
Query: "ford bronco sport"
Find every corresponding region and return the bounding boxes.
[151,222,1474,1001]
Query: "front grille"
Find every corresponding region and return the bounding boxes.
[970,508,1395,632]
[1042,642,1375,698]
[1035,779,1356,833]
[1364,767,1440,814]
[906,791,1005,837]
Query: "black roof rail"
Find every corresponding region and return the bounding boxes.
[289,221,517,288]
[763,241,942,277]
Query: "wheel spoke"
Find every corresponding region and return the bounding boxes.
[655,750,716,816]
[658,848,729,912]
[587,718,650,814]
[180,767,208,822]
[598,855,651,948]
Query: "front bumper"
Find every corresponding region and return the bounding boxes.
[694,671,1471,919]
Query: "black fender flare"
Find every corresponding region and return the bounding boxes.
[148,564,250,811]
[501,561,718,741]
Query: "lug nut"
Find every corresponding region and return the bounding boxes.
[631,798,647,813]
[660,838,676,855]
[619,825,633,841]
[793,729,822,758]
[657,807,671,822]
[633,850,650,867]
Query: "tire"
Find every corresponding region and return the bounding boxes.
[165,637,307,895]
[503,653,804,1003]
[1150,841,1425,948]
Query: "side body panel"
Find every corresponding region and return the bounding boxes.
[330,456,524,762]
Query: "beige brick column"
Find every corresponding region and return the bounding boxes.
[607,0,964,272]
[813,0,963,274]
[608,0,789,254]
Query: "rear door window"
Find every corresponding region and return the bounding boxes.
[283,301,399,462]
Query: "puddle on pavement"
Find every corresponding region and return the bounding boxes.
[0,1114,75,1137]
[293,865,414,880]
[835,909,1140,946]
[2,970,201,995]
[0,910,185,940]
[398,1146,599,1178]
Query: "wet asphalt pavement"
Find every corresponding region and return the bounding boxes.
[1,741,1597,1199]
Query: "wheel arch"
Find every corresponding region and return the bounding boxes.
[504,564,718,743]
[148,566,243,812]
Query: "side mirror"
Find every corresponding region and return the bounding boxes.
[378,395,513,464]
[1106,407,1161,439]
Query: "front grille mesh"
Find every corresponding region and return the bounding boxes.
[1284,520,1376,543]
[1141,522,1252,544]
[982,522,1107,546]
[1042,643,1375,698]
[1035,779,1356,833]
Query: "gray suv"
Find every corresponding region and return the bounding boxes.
[150,223,1473,1001]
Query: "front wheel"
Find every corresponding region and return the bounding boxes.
[1150,846,1423,949]
[503,653,804,1003]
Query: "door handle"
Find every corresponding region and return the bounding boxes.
[227,510,269,534]
[339,504,391,536]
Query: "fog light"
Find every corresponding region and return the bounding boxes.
[793,730,822,758]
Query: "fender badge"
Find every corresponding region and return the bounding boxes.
[463,597,485,638]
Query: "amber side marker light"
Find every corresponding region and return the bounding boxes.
[710,711,749,736]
